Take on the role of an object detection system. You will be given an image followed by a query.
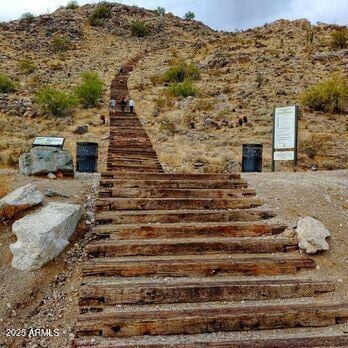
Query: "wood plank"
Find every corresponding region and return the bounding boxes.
[99,179,248,189]
[82,254,315,277]
[98,188,256,199]
[95,209,276,224]
[94,222,287,240]
[101,173,241,180]
[86,237,298,257]
[95,197,264,211]
[74,334,348,348]
[79,278,334,306]
[75,302,348,338]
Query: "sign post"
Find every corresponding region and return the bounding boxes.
[32,137,65,149]
[272,105,299,172]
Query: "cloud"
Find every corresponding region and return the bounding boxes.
[0,0,347,29]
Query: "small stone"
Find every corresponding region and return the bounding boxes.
[47,173,57,179]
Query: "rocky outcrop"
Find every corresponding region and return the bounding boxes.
[296,216,331,254]
[0,183,43,219]
[10,202,82,271]
[19,146,74,176]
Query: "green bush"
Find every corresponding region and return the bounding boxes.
[154,6,165,16]
[0,74,16,93]
[301,75,348,113]
[162,62,200,83]
[130,20,149,37]
[20,12,35,22]
[89,4,110,26]
[168,79,197,98]
[184,11,195,20]
[50,36,71,53]
[75,71,103,107]
[331,28,348,49]
[19,58,36,74]
[35,87,78,117]
[66,1,79,10]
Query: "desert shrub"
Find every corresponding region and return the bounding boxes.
[168,79,197,98]
[20,12,35,22]
[184,11,195,20]
[19,58,36,74]
[35,87,77,117]
[89,4,110,26]
[162,62,200,83]
[50,36,71,53]
[301,133,332,159]
[0,174,11,198]
[66,1,79,10]
[301,75,348,113]
[331,28,348,49]
[130,20,149,37]
[159,119,177,134]
[75,71,103,107]
[154,6,165,16]
[0,74,16,93]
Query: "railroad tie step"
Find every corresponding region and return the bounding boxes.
[81,253,315,277]
[93,222,288,240]
[95,209,276,225]
[78,278,334,307]
[85,237,298,258]
[75,302,348,338]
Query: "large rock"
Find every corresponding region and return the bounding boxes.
[296,216,331,254]
[10,202,82,271]
[0,183,43,219]
[19,146,74,176]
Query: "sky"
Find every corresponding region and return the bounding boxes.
[0,0,347,30]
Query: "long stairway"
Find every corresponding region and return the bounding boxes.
[74,57,348,347]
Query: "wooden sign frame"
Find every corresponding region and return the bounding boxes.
[272,105,299,172]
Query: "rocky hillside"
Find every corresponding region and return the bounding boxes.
[0,2,347,172]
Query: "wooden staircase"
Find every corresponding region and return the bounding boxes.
[74,56,348,347]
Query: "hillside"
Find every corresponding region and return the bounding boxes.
[0,2,347,172]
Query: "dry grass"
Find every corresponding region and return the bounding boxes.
[0,174,11,197]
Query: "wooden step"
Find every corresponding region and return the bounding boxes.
[106,166,163,173]
[101,172,241,180]
[82,253,315,277]
[73,332,348,347]
[86,237,298,258]
[75,302,348,338]
[79,278,334,306]
[98,188,256,198]
[96,197,264,211]
[94,222,287,240]
[100,179,248,189]
[96,209,276,224]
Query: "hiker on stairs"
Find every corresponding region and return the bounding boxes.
[129,98,135,114]
[120,97,127,113]
[109,98,116,115]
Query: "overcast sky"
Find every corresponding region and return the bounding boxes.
[0,0,347,30]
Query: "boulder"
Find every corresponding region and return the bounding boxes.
[204,118,220,129]
[10,202,82,271]
[296,216,330,254]
[73,125,88,134]
[19,146,74,176]
[0,184,43,219]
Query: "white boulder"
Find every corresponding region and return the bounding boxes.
[0,183,43,219]
[296,216,331,254]
[10,202,82,271]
